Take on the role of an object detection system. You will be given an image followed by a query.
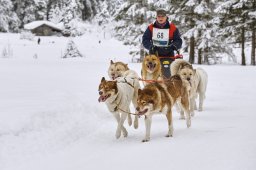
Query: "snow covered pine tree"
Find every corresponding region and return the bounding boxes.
[62,40,83,58]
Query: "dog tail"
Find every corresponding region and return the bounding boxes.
[170,74,182,81]
[170,59,191,76]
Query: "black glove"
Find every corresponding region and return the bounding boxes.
[149,45,156,55]
[169,43,180,52]
[169,43,181,56]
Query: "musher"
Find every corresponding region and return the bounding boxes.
[142,8,183,79]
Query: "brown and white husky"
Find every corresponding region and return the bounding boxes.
[136,75,191,142]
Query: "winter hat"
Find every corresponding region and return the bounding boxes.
[156,9,167,16]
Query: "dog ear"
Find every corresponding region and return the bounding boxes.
[180,63,186,69]
[155,51,159,57]
[178,64,183,71]
[186,63,193,69]
[110,60,114,64]
[125,64,129,70]
[101,77,105,82]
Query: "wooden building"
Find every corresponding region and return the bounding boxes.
[24,21,63,36]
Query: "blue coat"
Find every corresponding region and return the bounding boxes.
[142,21,182,57]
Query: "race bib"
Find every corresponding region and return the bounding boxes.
[152,28,169,47]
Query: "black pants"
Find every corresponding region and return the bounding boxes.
[159,57,174,79]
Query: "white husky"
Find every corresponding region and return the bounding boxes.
[171,59,208,116]
[193,68,208,111]
[107,60,141,129]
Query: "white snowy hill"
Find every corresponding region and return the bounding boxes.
[0,29,256,170]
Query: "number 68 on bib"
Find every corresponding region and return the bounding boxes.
[152,28,169,47]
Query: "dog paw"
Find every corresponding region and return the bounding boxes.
[115,129,121,139]
[128,118,132,126]
[165,134,173,137]
[191,112,195,117]
[142,139,149,142]
[123,130,128,138]
[186,119,191,128]
[134,120,138,129]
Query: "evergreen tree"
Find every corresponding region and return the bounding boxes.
[194,0,232,64]
[35,0,48,20]
[216,0,254,65]
[12,0,36,27]
[80,0,100,21]
[95,0,124,25]
[111,1,146,46]
[0,0,20,32]
[170,0,238,64]
[194,0,212,64]
[62,0,77,35]
[46,0,54,20]
[1,0,254,65]
[63,39,83,58]
[49,5,64,23]
[110,0,155,57]
[170,0,198,64]
[248,0,256,65]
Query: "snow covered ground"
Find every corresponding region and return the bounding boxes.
[0,31,256,170]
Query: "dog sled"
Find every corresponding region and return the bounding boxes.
[153,48,183,79]
[159,51,183,79]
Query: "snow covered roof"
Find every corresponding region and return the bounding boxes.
[24,21,63,31]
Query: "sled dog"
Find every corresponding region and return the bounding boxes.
[98,77,138,139]
[108,60,129,80]
[193,68,208,111]
[141,54,163,85]
[171,59,208,116]
[136,75,191,142]
[107,60,140,129]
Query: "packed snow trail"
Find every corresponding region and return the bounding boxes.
[0,33,256,170]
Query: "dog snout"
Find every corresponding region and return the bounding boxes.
[187,78,190,81]
[99,91,103,95]
[136,107,140,111]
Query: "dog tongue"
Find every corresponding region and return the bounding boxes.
[98,96,104,102]
[148,64,155,71]
[138,109,148,116]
